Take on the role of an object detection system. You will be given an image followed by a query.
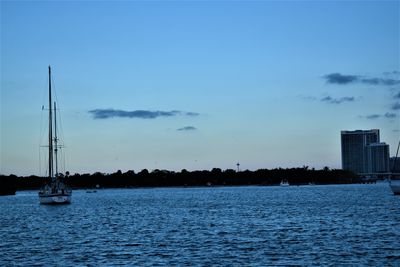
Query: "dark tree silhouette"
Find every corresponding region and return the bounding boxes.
[1,167,361,192]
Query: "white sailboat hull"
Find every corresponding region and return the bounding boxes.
[390,180,400,195]
[39,193,71,204]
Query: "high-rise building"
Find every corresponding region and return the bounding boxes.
[341,129,380,174]
[366,143,389,173]
[389,157,400,172]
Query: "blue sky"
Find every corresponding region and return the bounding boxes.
[1,0,399,176]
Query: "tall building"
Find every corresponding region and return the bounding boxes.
[341,129,380,174]
[389,157,400,172]
[366,143,389,173]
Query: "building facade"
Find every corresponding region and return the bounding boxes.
[389,157,400,173]
[366,143,390,173]
[341,129,380,174]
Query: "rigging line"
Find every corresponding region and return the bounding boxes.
[50,69,67,149]
[61,148,66,175]
[51,69,61,146]
[39,73,49,177]
[42,152,48,177]
[40,70,48,141]
[39,69,49,151]
[39,105,44,148]
[39,147,41,176]
[51,69,68,175]
[40,72,48,113]
[56,103,66,148]
[51,70,57,103]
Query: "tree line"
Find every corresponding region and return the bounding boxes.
[0,167,360,194]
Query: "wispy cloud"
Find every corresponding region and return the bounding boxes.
[185,112,200,117]
[89,109,199,119]
[361,112,397,120]
[392,103,400,110]
[360,77,400,86]
[365,114,381,120]
[323,72,400,86]
[321,96,355,104]
[177,126,197,131]
[384,112,397,119]
[394,92,400,99]
[297,95,317,101]
[383,70,400,75]
[299,94,356,104]
[323,73,359,84]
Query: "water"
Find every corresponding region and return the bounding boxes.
[1,184,399,266]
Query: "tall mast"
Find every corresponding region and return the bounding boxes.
[48,66,53,180]
[392,139,400,173]
[54,101,58,177]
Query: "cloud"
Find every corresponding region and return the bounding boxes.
[365,114,381,120]
[185,112,200,117]
[321,96,355,104]
[323,73,358,84]
[89,109,199,119]
[177,126,197,131]
[361,113,397,120]
[392,103,400,110]
[394,92,400,99]
[297,95,317,101]
[384,112,397,119]
[360,78,400,86]
[323,72,400,86]
[383,70,400,76]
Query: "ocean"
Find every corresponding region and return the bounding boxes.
[1,184,399,266]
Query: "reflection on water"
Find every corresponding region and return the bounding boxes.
[1,184,400,265]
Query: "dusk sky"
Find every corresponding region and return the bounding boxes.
[1,0,399,176]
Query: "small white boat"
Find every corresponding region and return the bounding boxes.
[280,179,290,187]
[390,179,400,195]
[86,190,97,193]
[38,66,72,205]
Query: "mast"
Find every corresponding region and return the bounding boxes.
[48,66,53,180]
[54,101,58,177]
[391,139,400,173]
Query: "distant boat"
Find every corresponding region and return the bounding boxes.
[38,66,72,204]
[280,179,289,187]
[86,189,97,193]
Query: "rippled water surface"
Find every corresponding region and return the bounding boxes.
[1,184,400,266]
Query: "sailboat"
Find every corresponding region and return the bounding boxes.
[38,66,72,204]
[390,138,400,195]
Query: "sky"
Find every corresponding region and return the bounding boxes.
[1,0,399,176]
